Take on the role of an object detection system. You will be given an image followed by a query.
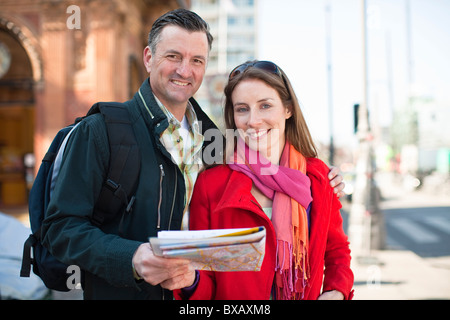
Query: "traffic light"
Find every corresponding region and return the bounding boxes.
[354,103,359,134]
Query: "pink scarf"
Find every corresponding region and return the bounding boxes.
[228,138,312,299]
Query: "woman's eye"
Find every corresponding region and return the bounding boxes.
[235,106,248,113]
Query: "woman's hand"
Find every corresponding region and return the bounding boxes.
[317,290,345,300]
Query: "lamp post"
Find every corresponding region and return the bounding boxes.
[325,1,334,165]
[348,0,385,260]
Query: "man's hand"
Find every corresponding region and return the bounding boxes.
[328,166,345,198]
[132,243,196,291]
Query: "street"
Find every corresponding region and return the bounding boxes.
[385,206,450,258]
[341,171,450,258]
[375,171,450,257]
[341,201,450,258]
[345,172,450,300]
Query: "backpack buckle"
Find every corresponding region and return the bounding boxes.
[125,196,136,214]
[106,179,119,191]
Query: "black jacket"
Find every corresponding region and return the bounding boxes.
[42,78,219,299]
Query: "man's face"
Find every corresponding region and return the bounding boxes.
[143,25,209,115]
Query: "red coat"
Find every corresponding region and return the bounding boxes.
[175,158,354,300]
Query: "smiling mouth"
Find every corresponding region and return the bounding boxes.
[247,129,270,139]
[171,79,190,87]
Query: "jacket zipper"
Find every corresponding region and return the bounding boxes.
[167,165,177,230]
[158,165,179,301]
[161,166,178,301]
[157,164,165,230]
[158,164,166,300]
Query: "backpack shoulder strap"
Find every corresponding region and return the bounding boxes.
[91,102,141,229]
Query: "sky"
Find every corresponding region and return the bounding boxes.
[257,0,450,148]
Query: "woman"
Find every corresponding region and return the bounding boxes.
[175,61,354,300]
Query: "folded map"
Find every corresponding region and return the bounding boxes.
[149,226,266,272]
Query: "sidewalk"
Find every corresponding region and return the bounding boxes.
[351,250,450,300]
[350,172,450,300]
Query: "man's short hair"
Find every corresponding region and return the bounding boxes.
[148,8,213,54]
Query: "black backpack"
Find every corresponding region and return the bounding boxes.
[20,102,141,292]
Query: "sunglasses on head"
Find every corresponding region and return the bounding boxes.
[228,60,283,80]
[229,60,290,97]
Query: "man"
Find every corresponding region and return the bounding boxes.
[42,9,344,300]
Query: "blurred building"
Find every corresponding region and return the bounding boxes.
[191,0,258,125]
[416,100,450,174]
[0,0,188,207]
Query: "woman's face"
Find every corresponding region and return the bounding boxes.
[232,78,292,163]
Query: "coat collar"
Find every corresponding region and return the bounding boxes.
[132,78,169,135]
[133,78,219,136]
[213,166,264,215]
[132,78,221,163]
[214,159,329,212]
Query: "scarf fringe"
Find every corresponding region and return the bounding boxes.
[274,239,309,300]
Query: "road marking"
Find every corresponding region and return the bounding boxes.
[423,216,450,234]
[389,218,439,244]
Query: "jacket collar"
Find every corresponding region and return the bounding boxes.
[214,167,265,216]
[133,78,219,137]
[214,160,325,212]
[132,78,170,136]
[189,95,219,136]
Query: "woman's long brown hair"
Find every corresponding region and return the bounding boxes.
[223,64,318,160]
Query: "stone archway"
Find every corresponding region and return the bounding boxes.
[0,20,37,207]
